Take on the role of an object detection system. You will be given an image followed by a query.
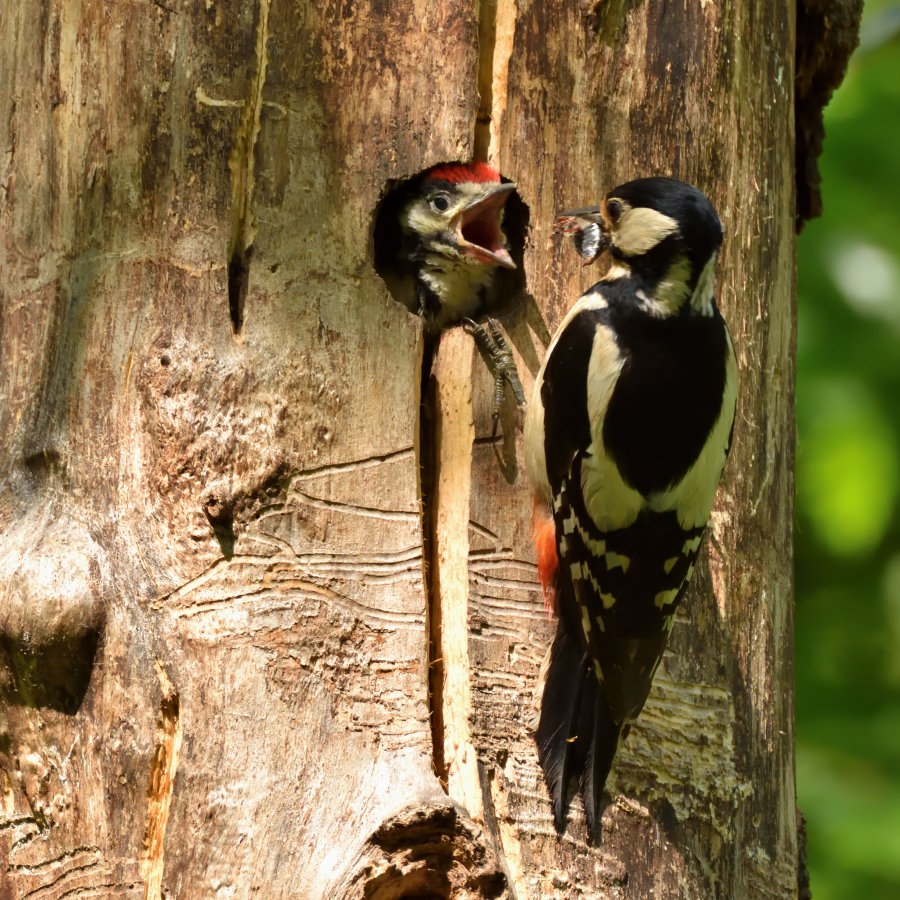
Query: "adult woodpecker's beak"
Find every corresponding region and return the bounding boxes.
[455,182,517,269]
[553,207,609,264]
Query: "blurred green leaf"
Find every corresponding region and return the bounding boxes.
[796,2,900,896]
[798,380,898,556]
[799,742,900,899]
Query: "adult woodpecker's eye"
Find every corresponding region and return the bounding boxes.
[430,193,451,212]
[606,199,623,224]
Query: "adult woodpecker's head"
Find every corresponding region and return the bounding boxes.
[390,162,517,330]
[558,177,723,317]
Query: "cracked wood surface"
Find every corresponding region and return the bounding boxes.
[0,0,809,897]
[0,0,497,896]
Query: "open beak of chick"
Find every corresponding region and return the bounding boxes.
[455,183,517,269]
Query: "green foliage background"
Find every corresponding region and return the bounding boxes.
[796,3,900,895]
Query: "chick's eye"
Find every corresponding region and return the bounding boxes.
[606,199,622,223]
[430,194,451,212]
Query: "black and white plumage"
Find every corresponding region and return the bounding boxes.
[524,177,738,841]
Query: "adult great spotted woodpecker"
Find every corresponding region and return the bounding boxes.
[524,177,738,840]
[375,162,525,419]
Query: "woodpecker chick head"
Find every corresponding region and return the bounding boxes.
[385,162,516,331]
[402,162,517,270]
[599,177,723,316]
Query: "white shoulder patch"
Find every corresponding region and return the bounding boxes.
[525,290,610,502]
[573,313,645,531]
[580,450,643,531]
[586,321,624,437]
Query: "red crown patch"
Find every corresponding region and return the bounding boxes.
[425,161,502,185]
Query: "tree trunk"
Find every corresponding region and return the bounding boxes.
[0,0,803,897]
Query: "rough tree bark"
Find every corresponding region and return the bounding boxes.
[0,1,858,898]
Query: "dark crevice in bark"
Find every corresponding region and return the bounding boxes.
[202,480,237,559]
[586,0,637,45]
[0,631,99,714]
[226,0,269,336]
[474,0,499,162]
[419,333,447,788]
[369,0,530,803]
[369,177,455,789]
[227,245,252,336]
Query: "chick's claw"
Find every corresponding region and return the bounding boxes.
[463,317,526,440]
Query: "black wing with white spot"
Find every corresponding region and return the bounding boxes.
[554,453,706,717]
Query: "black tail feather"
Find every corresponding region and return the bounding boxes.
[536,625,623,840]
[580,694,622,842]
[535,626,587,830]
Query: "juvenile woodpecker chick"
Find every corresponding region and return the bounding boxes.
[524,177,738,841]
[377,162,524,428]
[392,162,517,332]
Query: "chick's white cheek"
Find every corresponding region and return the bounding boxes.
[404,204,437,236]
